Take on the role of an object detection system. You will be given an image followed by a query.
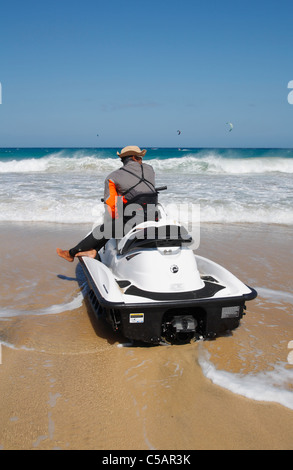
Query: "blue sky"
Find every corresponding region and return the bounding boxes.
[1,0,293,148]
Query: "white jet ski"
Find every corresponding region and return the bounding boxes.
[79,201,257,345]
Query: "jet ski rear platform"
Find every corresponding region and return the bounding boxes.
[79,219,257,345]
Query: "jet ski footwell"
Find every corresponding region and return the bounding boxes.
[79,255,257,345]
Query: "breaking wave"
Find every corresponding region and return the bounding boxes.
[0,148,293,175]
[0,147,292,225]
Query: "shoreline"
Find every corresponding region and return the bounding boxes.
[0,221,292,450]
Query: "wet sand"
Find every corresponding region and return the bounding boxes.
[0,222,292,450]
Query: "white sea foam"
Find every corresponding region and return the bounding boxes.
[0,155,120,174]
[198,349,293,411]
[152,155,293,175]
[0,152,292,225]
[0,197,292,225]
[0,197,105,224]
[198,204,293,225]
[0,291,85,319]
[256,287,293,305]
[0,340,35,352]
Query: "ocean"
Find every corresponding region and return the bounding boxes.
[0,147,293,225]
[0,147,293,447]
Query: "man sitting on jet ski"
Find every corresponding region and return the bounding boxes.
[57,146,157,262]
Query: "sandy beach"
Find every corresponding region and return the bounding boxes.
[0,221,292,450]
[2,0,293,453]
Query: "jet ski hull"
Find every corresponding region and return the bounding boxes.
[79,255,257,344]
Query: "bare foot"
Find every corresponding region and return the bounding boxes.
[56,248,74,262]
[75,249,97,259]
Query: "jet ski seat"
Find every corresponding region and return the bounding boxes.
[119,224,193,256]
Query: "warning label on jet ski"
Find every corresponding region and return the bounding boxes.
[129,313,144,323]
[221,306,240,318]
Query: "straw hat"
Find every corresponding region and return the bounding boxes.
[117,146,147,158]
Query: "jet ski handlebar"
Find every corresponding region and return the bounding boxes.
[155,186,167,192]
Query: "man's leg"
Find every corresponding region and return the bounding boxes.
[57,225,107,262]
